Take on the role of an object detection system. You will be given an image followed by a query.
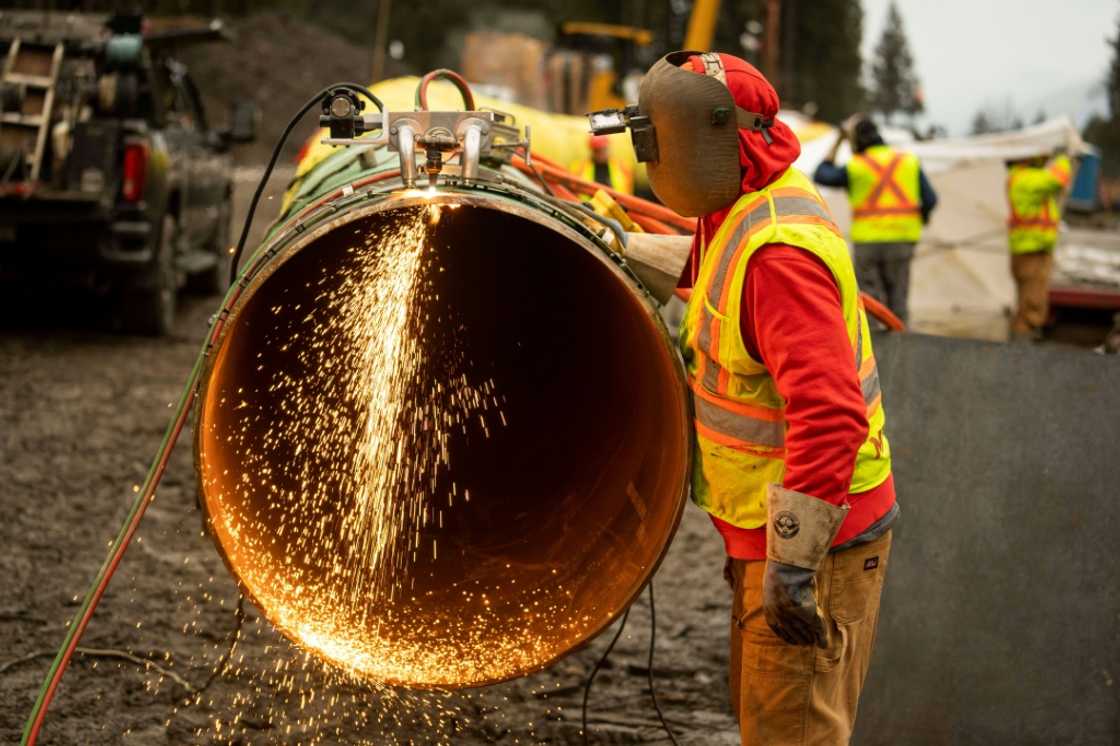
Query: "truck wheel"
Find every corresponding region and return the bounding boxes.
[120,214,177,336]
[186,198,232,296]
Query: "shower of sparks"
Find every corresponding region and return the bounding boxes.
[199,205,603,692]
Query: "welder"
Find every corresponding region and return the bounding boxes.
[630,52,898,744]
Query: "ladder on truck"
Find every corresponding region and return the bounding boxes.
[0,38,65,182]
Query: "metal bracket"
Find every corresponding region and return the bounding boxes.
[385,111,493,187]
[321,107,532,188]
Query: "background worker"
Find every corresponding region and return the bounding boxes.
[814,116,938,324]
[570,134,633,195]
[637,51,898,744]
[1005,151,1073,340]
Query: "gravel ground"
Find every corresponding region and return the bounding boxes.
[0,175,738,745]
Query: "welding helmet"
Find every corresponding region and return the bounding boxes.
[637,51,774,217]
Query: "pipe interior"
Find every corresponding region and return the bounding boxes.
[197,201,689,687]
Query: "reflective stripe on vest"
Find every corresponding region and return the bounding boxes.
[1006,159,1068,253]
[852,153,918,218]
[679,166,893,529]
[846,146,923,243]
[1008,203,1057,229]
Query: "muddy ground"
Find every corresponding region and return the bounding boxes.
[0,172,738,745]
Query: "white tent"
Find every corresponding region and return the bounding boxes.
[790,117,1088,340]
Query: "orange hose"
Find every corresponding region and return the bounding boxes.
[511,155,695,233]
[523,155,903,333]
[524,151,566,170]
[676,284,905,333]
[629,212,676,235]
[859,293,906,331]
[550,182,580,201]
[610,193,693,234]
[526,156,909,333]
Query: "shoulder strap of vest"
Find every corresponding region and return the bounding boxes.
[700,172,841,314]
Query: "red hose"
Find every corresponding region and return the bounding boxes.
[23,401,194,745]
[416,69,476,111]
[22,267,266,745]
[288,170,403,226]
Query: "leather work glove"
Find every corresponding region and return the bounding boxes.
[762,485,849,647]
[762,560,828,647]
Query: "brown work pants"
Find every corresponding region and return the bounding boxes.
[729,531,892,745]
[1010,250,1054,339]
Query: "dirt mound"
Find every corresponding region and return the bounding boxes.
[177,12,388,164]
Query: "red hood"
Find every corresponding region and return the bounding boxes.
[681,53,802,287]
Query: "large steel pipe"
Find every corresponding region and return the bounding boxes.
[195,185,690,688]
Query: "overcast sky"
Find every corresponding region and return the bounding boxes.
[861,0,1116,133]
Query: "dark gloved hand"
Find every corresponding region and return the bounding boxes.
[764,484,848,648]
[761,560,828,648]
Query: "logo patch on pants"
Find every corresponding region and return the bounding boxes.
[863,556,880,571]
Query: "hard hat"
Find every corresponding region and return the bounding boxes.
[588,134,610,150]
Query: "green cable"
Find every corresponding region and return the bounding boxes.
[18,263,253,745]
[20,344,208,744]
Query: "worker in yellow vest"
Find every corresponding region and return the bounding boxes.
[814,116,938,323]
[1005,152,1072,340]
[633,51,897,743]
[570,134,633,195]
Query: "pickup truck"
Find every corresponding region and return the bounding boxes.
[0,11,255,334]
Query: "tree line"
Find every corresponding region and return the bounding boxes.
[2,0,927,128]
[1084,12,1120,176]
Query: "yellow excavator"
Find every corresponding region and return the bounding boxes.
[555,0,721,113]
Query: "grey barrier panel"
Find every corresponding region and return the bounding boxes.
[854,333,1120,746]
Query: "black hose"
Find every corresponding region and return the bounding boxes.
[228,82,383,287]
[195,594,246,694]
[646,582,680,745]
[580,583,680,746]
[581,607,630,745]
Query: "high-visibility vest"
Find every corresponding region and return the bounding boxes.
[572,159,634,195]
[1007,155,1072,254]
[679,167,892,528]
[846,145,923,244]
